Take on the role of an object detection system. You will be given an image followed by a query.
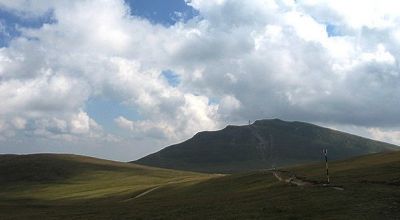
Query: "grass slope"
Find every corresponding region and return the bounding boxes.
[1,152,400,219]
[135,119,398,173]
[0,154,212,201]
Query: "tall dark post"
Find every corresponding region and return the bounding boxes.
[323,149,330,184]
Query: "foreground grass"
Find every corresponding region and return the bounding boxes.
[0,152,399,219]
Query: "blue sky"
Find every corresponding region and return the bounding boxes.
[325,23,341,37]
[0,8,54,47]
[85,97,141,133]
[126,0,198,25]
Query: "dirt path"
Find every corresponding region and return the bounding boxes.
[271,170,344,190]
[122,184,167,202]
[133,186,162,199]
[123,177,219,202]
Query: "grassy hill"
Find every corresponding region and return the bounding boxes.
[0,152,399,219]
[0,154,212,201]
[135,119,398,173]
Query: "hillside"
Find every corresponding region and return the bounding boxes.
[0,152,399,219]
[0,154,212,200]
[135,119,398,173]
[0,154,138,184]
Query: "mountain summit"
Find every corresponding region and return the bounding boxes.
[135,119,398,173]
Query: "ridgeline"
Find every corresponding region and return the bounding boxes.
[135,119,398,173]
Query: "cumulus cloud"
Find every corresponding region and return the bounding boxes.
[1,0,400,160]
[174,0,400,127]
[114,116,134,131]
[0,0,221,157]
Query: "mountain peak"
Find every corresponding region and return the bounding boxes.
[135,119,398,173]
[255,118,284,122]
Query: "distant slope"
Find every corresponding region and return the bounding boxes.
[0,154,212,200]
[0,154,135,184]
[135,119,398,173]
[1,152,400,219]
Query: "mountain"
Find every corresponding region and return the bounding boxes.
[135,119,398,173]
[1,152,400,219]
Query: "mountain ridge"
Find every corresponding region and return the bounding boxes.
[134,119,398,173]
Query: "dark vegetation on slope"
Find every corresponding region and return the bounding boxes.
[135,119,398,173]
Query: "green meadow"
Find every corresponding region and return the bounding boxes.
[0,152,399,219]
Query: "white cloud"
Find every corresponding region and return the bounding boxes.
[114,116,134,131]
[11,117,26,129]
[218,95,241,117]
[368,128,400,145]
[301,0,400,30]
[0,0,56,16]
[359,44,395,64]
[1,0,400,160]
[70,111,91,134]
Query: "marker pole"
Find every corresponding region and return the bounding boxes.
[324,149,330,184]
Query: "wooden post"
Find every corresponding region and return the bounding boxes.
[323,149,330,184]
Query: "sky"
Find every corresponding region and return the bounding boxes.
[1,0,400,161]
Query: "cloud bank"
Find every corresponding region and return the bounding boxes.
[1,0,400,160]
